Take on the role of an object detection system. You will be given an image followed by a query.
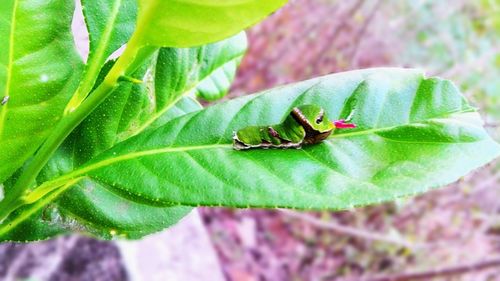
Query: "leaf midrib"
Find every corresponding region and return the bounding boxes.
[0,0,18,138]
[330,110,477,140]
[37,109,478,194]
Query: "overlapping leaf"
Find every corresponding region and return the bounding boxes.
[0,0,84,183]
[2,90,193,240]
[68,68,497,210]
[151,32,247,121]
[33,69,500,212]
[135,0,287,47]
[66,0,138,111]
[83,0,137,61]
[0,34,247,241]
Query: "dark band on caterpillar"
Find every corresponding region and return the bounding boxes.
[291,107,314,132]
[291,107,324,134]
[268,127,279,138]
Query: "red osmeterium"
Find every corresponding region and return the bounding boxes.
[333,119,356,129]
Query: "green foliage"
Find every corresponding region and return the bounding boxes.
[84,0,137,59]
[0,0,498,241]
[0,27,247,241]
[135,0,287,47]
[46,69,499,211]
[66,0,138,111]
[154,32,247,105]
[0,0,84,183]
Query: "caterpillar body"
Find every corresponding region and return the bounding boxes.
[233,104,355,150]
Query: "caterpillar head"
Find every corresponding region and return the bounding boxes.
[291,104,335,133]
[290,105,335,144]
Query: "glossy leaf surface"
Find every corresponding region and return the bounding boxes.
[83,0,137,61]
[40,69,500,211]
[67,0,138,108]
[0,34,247,241]
[0,96,198,242]
[135,0,287,47]
[142,32,247,130]
[0,0,84,183]
[192,33,247,101]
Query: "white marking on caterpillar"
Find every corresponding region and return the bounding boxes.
[345,109,355,122]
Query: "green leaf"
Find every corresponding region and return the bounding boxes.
[83,0,137,60]
[34,69,500,211]
[36,95,198,240]
[70,58,154,164]
[0,34,246,241]
[65,0,137,112]
[191,33,247,101]
[75,32,246,158]
[55,178,192,240]
[0,178,76,242]
[135,0,286,47]
[139,32,247,131]
[0,97,198,242]
[0,0,84,183]
[0,207,67,242]
[28,71,200,241]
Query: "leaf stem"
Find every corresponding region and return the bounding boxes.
[0,177,84,237]
[0,34,157,222]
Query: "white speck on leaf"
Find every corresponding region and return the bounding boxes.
[40,74,49,83]
[1,96,9,105]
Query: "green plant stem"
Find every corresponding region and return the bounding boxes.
[0,34,157,222]
[0,177,84,237]
[63,61,109,115]
[64,46,114,115]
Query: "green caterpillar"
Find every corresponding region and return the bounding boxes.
[233,104,356,150]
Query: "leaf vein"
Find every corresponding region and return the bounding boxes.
[0,0,19,138]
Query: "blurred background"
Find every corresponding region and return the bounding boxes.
[202,0,500,280]
[1,0,499,280]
